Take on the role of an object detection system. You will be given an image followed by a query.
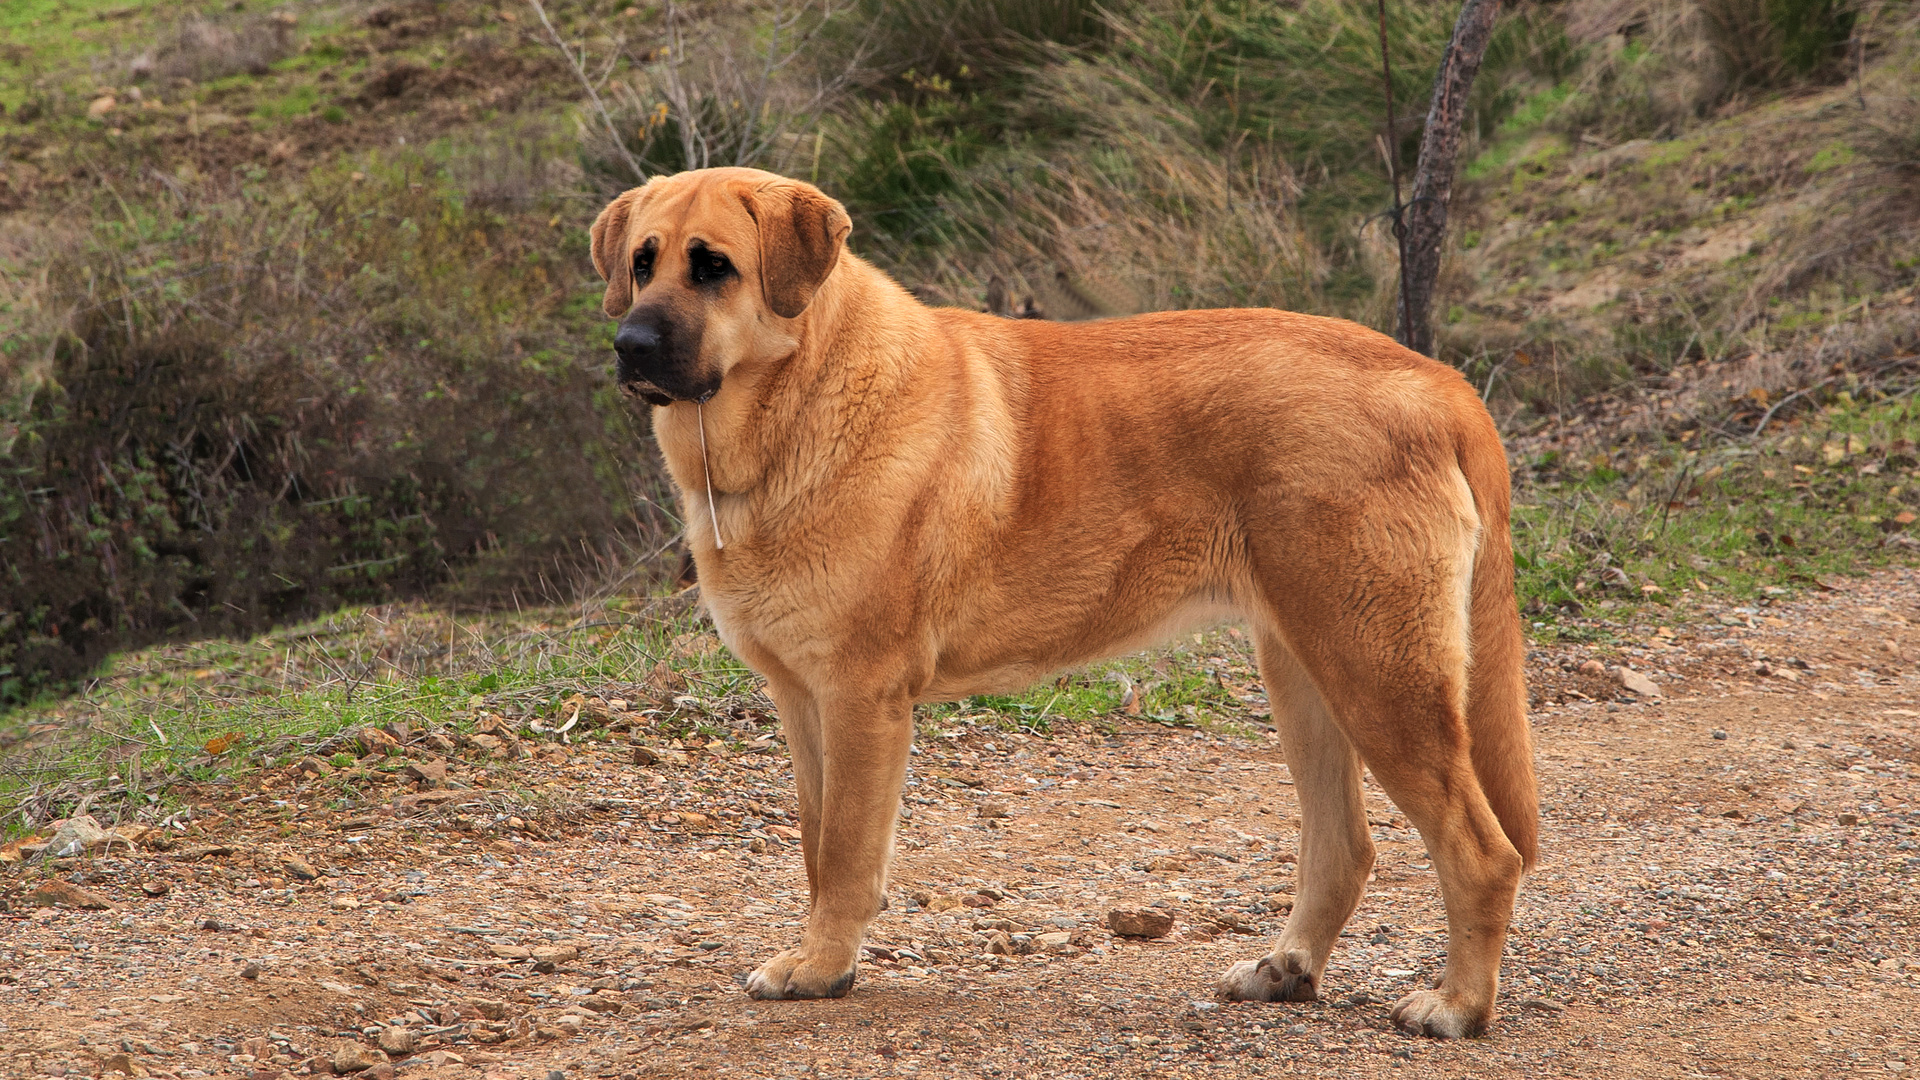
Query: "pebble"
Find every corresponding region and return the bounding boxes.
[1106,908,1175,938]
[239,962,262,980]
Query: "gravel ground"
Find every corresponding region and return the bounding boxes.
[4,571,1920,1079]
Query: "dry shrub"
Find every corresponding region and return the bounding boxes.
[822,0,1110,85]
[0,160,668,702]
[445,120,584,210]
[132,13,297,85]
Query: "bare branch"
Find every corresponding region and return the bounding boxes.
[526,0,647,184]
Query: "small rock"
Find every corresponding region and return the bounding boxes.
[141,882,170,898]
[329,894,363,911]
[960,892,995,908]
[1576,659,1607,676]
[355,727,401,756]
[985,931,1015,955]
[631,745,660,767]
[530,945,579,966]
[470,999,510,1020]
[291,756,333,779]
[1520,998,1566,1015]
[467,734,504,756]
[26,879,114,910]
[329,1041,388,1074]
[1613,666,1662,699]
[402,760,447,788]
[100,1052,141,1075]
[486,944,530,960]
[1838,812,1861,826]
[88,95,118,118]
[240,962,262,980]
[375,1026,416,1056]
[1712,729,1729,740]
[240,1037,271,1060]
[1107,908,1175,938]
[282,856,319,881]
[45,815,108,858]
[577,996,622,1015]
[977,801,1010,819]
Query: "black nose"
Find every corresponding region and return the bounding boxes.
[614,322,660,360]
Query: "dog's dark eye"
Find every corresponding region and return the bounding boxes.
[632,247,654,283]
[690,248,732,286]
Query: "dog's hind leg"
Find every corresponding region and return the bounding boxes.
[1242,485,1523,1037]
[1218,633,1373,1004]
[746,681,913,1001]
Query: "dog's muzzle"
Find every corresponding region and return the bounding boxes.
[614,321,717,405]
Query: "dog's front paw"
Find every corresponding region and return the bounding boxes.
[1217,948,1319,1003]
[1389,987,1490,1038]
[745,948,858,1001]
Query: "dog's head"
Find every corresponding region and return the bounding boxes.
[589,168,852,406]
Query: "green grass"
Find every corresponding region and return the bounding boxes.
[1512,394,1920,642]
[0,0,167,104]
[0,596,764,835]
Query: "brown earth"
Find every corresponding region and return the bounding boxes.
[3,572,1920,1080]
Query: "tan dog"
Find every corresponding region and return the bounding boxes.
[589,167,1537,1037]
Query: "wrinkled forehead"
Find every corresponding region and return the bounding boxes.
[629,176,757,255]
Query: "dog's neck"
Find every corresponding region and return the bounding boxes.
[652,255,931,534]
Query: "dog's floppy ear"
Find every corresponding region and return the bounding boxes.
[590,185,649,318]
[739,180,852,319]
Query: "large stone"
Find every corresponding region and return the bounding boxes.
[529,945,579,966]
[1613,666,1662,699]
[402,760,447,788]
[26,878,115,910]
[45,815,108,858]
[1106,907,1175,938]
[375,1026,416,1056]
[329,1041,389,1074]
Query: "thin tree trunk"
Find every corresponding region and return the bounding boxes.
[1397,0,1501,357]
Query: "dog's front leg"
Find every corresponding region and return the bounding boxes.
[747,683,912,1000]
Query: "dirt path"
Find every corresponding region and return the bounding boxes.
[4,572,1920,1079]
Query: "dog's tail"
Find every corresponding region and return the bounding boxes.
[1459,416,1539,871]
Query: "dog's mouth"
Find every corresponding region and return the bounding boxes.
[617,379,719,408]
[617,379,677,408]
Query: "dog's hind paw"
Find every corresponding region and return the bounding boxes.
[1217,949,1318,1003]
[1389,988,1490,1039]
[745,948,857,1001]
